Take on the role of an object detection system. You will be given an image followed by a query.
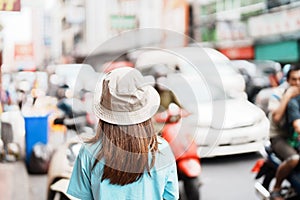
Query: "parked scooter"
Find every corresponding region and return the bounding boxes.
[47,136,82,200]
[0,119,22,162]
[48,87,94,199]
[252,142,300,200]
[53,85,92,139]
[54,98,88,134]
[48,113,93,200]
[155,103,201,200]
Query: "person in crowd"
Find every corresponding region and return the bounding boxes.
[286,95,300,148]
[268,64,300,200]
[67,67,179,200]
[156,76,181,111]
[0,89,12,111]
[55,84,73,117]
[151,63,181,112]
[16,80,30,110]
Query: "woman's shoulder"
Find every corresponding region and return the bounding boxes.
[157,136,169,149]
[80,141,102,158]
[157,137,173,157]
[155,136,176,165]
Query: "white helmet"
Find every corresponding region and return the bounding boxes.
[168,103,180,116]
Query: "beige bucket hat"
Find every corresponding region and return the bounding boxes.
[94,67,160,125]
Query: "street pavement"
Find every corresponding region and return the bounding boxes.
[0,160,48,200]
[0,126,66,200]
[0,161,29,200]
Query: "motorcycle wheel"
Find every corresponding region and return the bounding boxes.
[262,170,276,191]
[183,177,200,200]
[256,160,276,191]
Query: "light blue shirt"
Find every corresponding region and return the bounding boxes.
[67,137,179,200]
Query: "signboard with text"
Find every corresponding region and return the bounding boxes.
[248,6,300,38]
[14,43,36,71]
[0,0,21,11]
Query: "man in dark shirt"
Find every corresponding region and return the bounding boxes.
[287,95,300,148]
[268,64,300,200]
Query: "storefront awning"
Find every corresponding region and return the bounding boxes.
[255,40,299,63]
[219,46,254,60]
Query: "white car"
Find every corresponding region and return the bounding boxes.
[135,47,247,100]
[135,47,270,158]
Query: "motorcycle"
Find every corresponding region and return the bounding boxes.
[1,112,23,162]
[154,103,201,200]
[53,95,95,139]
[47,136,82,200]
[48,96,94,199]
[252,141,300,200]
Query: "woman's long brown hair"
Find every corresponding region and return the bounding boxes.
[87,119,158,186]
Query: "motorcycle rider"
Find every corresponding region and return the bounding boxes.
[287,94,300,148]
[158,103,201,200]
[268,64,300,200]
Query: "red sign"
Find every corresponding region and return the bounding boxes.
[219,46,254,60]
[14,43,35,71]
[14,43,33,60]
[0,0,21,11]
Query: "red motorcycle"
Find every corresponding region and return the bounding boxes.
[154,103,201,200]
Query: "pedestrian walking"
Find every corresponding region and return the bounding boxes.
[67,67,179,200]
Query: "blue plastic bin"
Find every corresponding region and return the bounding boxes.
[24,115,49,164]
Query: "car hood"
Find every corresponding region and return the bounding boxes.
[194,99,265,129]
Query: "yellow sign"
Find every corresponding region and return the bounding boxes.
[0,0,20,11]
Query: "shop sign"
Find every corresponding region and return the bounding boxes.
[14,44,33,60]
[216,21,248,41]
[0,0,21,11]
[14,43,36,71]
[110,15,137,30]
[248,6,300,38]
[219,46,254,60]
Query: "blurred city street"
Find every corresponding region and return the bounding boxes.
[1,0,300,200]
[0,150,263,200]
[0,152,263,200]
[0,161,30,200]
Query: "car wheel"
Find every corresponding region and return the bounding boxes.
[182,177,201,200]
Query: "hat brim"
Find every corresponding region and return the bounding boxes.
[93,86,160,125]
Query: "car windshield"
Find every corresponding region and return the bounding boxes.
[176,61,231,100]
[138,63,230,104]
[165,72,229,104]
